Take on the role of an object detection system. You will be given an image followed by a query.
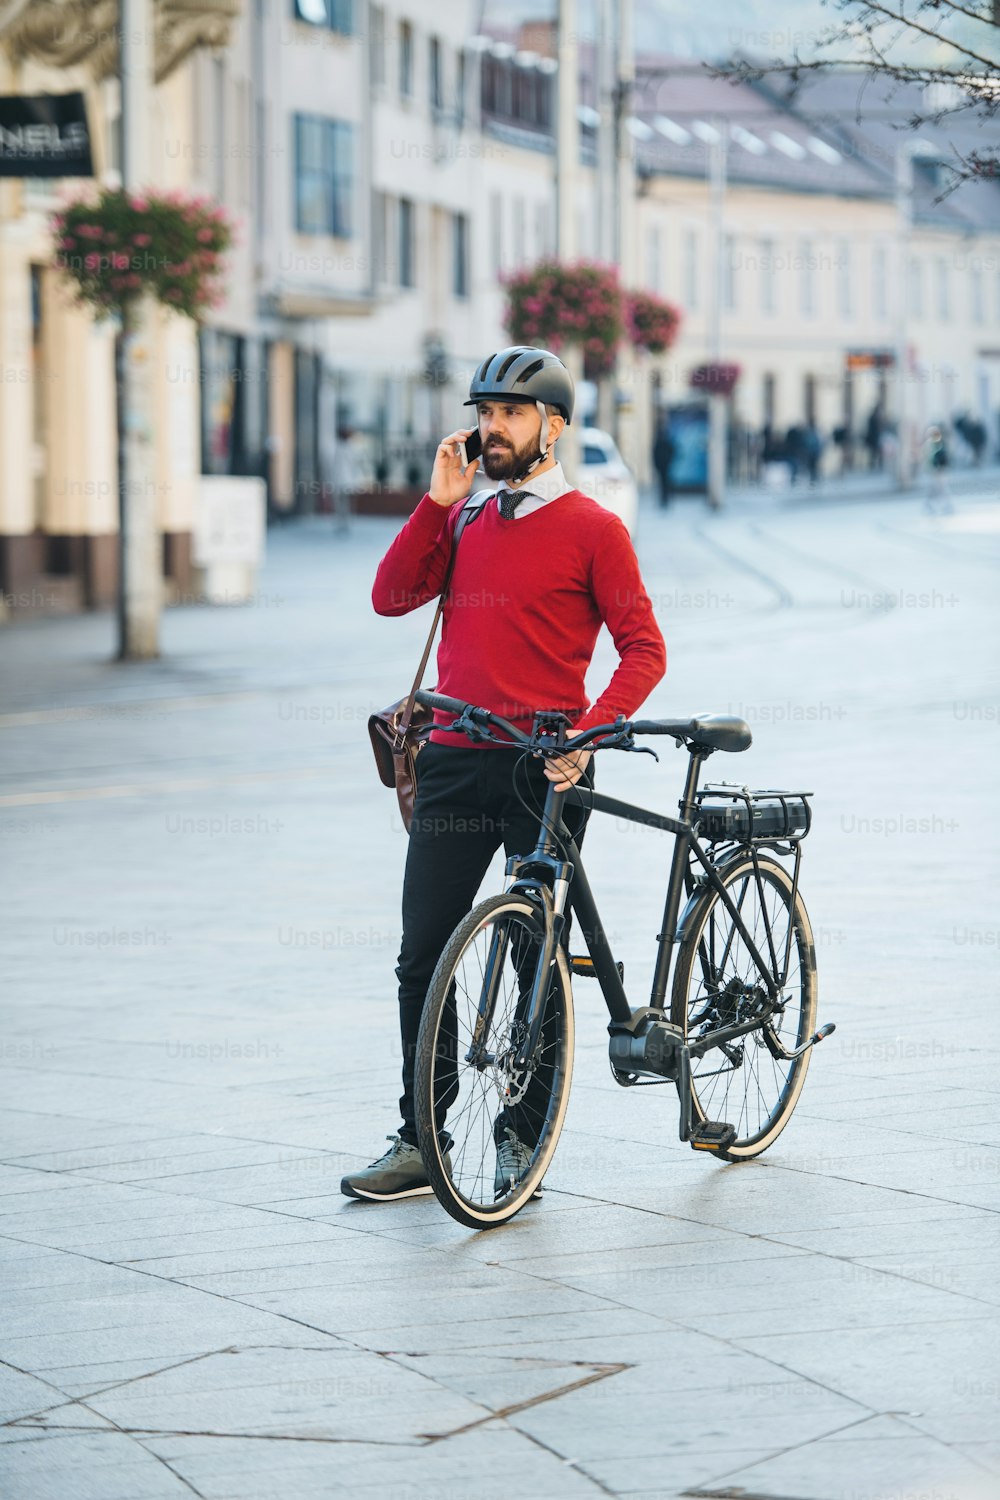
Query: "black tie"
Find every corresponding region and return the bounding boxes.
[498,488,531,520]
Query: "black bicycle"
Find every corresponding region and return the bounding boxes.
[412,691,836,1229]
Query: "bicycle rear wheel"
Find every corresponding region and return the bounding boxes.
[670,852,817,1160]
[414,892,574,1228]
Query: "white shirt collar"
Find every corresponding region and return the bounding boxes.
[494,461,571,508]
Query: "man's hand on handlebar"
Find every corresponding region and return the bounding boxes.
[543,745,593,793]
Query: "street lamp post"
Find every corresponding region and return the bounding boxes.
[894,142,914,493]
[893,138,935,493]
[556,0,581,478]
[118,0,160,658]
[706,118,727,510]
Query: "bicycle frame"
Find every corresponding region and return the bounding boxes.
[501,745,788,1068]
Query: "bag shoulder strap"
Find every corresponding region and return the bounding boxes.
[398,495,484,733]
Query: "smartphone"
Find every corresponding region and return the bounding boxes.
[457,428,482,469]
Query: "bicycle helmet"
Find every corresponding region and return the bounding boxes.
[463,346,574,424]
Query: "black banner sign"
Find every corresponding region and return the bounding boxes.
[0,92,93,177]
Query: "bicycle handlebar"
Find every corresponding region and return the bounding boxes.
[413,691,701,754]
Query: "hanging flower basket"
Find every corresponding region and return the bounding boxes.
[690,361,742,397]
[625,290,682,354]
[504,259,624,379]
[51,188,234,322]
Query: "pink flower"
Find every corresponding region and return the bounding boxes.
[197,227,214,243]
[84,252,100,270]
[134,232,151,247]
[130,195,149,212]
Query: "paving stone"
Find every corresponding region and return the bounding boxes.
[2,493,999,1498]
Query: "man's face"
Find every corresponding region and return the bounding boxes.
[476,401,543,482]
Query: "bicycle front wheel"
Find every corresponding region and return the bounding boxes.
[670,853,817,1160]
[414,893,574,1228]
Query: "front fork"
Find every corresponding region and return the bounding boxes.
[510,865,572,1073]
[466,864,572,1070]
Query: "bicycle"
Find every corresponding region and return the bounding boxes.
[412,691,836,1230]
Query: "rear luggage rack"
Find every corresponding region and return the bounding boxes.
[694,783,812,844]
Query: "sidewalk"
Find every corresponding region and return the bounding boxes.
[728,459,1000,509]
[1,491,999,1499]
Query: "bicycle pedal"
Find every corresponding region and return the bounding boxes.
[690,1120,737,1152]
[570,955,624,980]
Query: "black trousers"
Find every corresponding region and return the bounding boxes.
[395,741,594,1146]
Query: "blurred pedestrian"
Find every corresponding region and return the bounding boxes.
[803,420,823,486]
[831,424,853,475]
[785,424,807,485]
[864,403,884,471]
[925,425,953,515]
[652,420,676,508]
[330,424,365,535]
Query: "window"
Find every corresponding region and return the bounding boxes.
[490,192,502,276]
[646,225,661,292]
[759,237,775,315]
[373,189,388,281]
[370,5,385,87]
[513,196,525,268]
[836,240,851,320]
[430,37,442,112]
[935,256,950,319]
[534,201,549,258]
[399,196,415,287]
[762,371,776,427]
[292,0,353,32]
[456,52,466,127]
[213,56,226,204]
[872,243,888,321]
[723,232,737,313]
[294,115,354,236]
[798,237,815,317]
[683,227,698,310]
[256,98,269,225]
[970,262,984,323]
[399,20,413,99]
[909,256,924,319]
[453,212,469,297]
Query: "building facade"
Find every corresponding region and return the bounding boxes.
[3,4,999,617]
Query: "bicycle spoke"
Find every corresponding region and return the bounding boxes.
[674,857,816,1153]
[416,898,574,1223]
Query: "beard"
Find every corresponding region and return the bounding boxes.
[481,429,541,483]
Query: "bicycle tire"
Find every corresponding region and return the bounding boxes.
[415,892,574,1228]
[670,852,817,1160]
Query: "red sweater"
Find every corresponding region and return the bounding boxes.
[372,490,666,744]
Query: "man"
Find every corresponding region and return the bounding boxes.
[341,346,666,1201]
[652,419,676,507]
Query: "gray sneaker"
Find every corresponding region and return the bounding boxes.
[341,1134,448,1202]
[494,1125,543,1200]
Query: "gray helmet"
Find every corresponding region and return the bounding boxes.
[464,346,574,424]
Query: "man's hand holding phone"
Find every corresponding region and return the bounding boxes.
[429,428,482,508]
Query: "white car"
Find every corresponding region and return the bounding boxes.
[580,425,639,536]
[469,424,639,536]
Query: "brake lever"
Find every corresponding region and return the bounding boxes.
[451,708,487,743]
[601,729,659,763]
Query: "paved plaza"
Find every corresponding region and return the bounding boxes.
[1,480,999,1500]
